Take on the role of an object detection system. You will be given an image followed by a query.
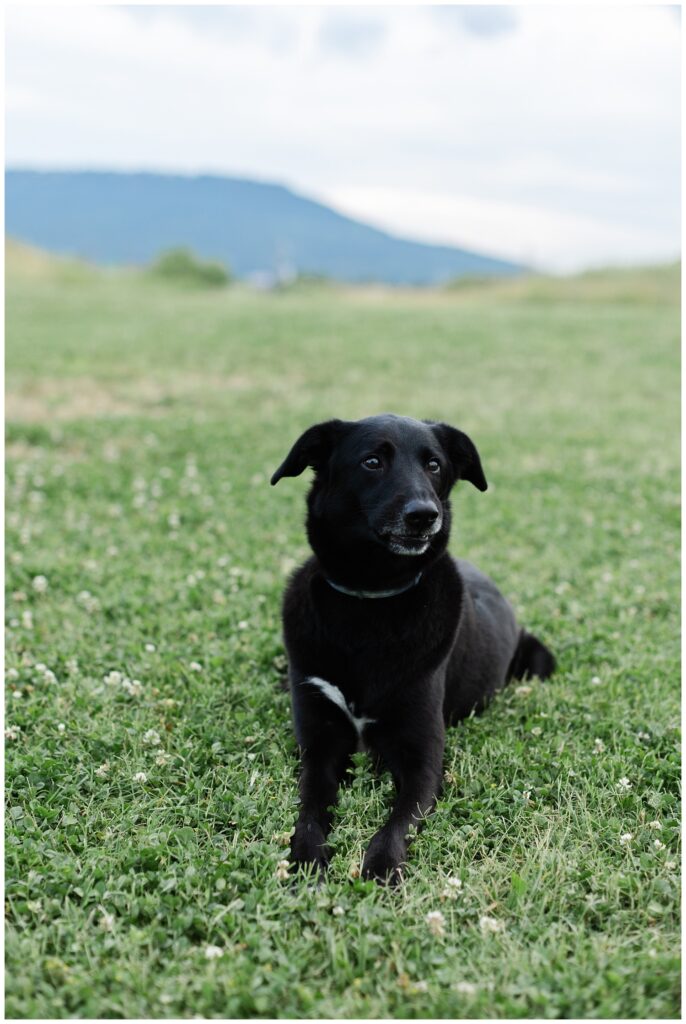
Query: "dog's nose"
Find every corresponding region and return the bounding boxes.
[403,499,439,531]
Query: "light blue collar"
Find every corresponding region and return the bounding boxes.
[325,572,423,599]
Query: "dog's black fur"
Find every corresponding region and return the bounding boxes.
[271,414,555,882]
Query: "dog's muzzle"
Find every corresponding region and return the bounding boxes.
[376,500,442,556]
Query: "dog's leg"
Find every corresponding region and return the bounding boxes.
[290,731,355,874]
[362,712,445,884]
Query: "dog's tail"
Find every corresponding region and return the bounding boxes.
[507,630,556,682]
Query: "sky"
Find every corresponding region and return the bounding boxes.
[5,4,681,272]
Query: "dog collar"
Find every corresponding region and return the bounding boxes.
[324,572,423,599]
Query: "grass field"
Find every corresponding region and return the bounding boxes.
[5,242,681,1018]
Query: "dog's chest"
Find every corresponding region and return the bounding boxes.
[304,676,376,738]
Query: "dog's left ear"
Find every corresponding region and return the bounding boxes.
[428,422,488,492]
[270,419,346,485]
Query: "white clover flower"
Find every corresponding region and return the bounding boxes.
[454,981,477,995]
[168,512,181,529]
[637,731,651,742]
[21,610,34,629]
[6,668,19,681]
[155,752,171,767]
[275,859,290,880]
[332,905,345,917]
[77,590,100,613]
[665,860,676,870]
[593,738,605,753]
[133,771,147,783]
[425,910,446,937]
[104,670,123,686]
[653,839,666,851]
[530,726,542,737]
[204,945,223,960]
[441,877,463,901]
[5,725,22,740]
[99,910,115,932]
[648,820,662,830]
[237,621,248,631]
[591,675,602,686]
[35,664,57,683]
[143,729,161,746]
[145,643,156,653]
[57,723,66,734]
[411,980,429,993]
[32,575,48,593]
[617,777,632,792]
[95,762,110,777]
[122,678,143,697]
[189,662,202,673]
[619,832,633,846]
[479,915,504,935]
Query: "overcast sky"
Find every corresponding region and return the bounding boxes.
[5,4,681,272]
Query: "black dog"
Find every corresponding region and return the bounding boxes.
[271,414,555,882]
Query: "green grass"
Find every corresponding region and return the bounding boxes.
[5,245,681,1018]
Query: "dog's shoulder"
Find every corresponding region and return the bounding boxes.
[282,555,316,610]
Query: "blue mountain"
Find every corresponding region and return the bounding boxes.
[5,169,523,285]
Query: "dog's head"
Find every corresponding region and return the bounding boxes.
[271,414,486,580]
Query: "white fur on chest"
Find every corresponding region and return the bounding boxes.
[304,677,376,736]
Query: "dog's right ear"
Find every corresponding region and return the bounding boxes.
[270,419,346,485]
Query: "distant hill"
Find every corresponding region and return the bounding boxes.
[5,169,523,285]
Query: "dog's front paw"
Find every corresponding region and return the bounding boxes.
[362,830,406,885]
[290,822,331,875]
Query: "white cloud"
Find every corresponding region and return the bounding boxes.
[321,184,676,273]
[5,4,680,271]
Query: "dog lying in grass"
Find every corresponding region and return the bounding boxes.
[271,414,555,883]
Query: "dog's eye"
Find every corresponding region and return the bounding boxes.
[426,459,441,474]
[362,456,382,471]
